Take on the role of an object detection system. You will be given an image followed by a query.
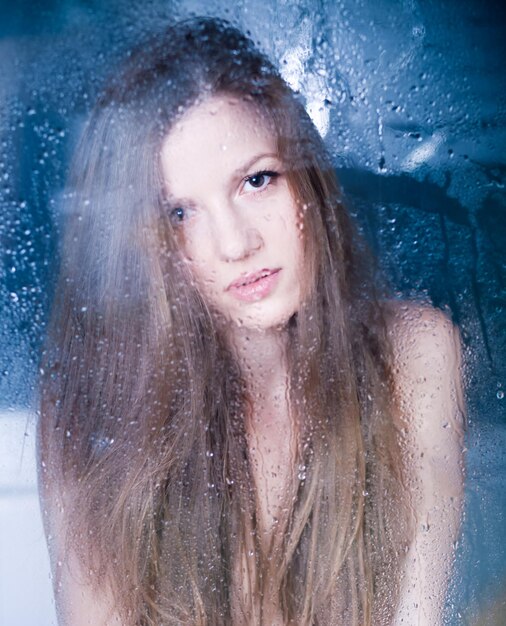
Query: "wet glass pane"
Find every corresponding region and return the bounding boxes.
[0,1,504,624]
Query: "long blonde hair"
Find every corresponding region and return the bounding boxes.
[39,17,410,625]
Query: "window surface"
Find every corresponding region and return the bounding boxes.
[1,1,504,624]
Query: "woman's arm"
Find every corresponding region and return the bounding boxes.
[388,304,466,626]
[38,409,122,626]
[40,488,123,626]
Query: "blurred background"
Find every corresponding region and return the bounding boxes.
[0,0,504,623]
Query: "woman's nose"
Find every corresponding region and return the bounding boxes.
[212,203,263,262]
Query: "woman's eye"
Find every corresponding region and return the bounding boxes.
[170,207,186,223]
[243,170,278,192]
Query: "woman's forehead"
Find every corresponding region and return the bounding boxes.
[160,96,279,190]
[167,93,276,139]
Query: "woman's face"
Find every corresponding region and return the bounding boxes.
[161,95,306,332]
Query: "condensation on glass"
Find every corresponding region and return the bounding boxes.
[0,1,504,624]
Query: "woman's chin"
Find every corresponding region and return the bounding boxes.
[227,309,296,335]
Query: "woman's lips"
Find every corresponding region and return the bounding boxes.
[227,268,281,302]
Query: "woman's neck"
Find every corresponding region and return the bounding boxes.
[229,324,289,414]
[229,323,297,555]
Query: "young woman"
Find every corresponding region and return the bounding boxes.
[38,17,465,626]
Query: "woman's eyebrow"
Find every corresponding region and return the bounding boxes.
[233,152,280,178]
[164,192,195,209]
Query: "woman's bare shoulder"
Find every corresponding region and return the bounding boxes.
[383,299,465,444]
[383,300,463,390]
[382,299,465,512]
[384,299,458,359]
